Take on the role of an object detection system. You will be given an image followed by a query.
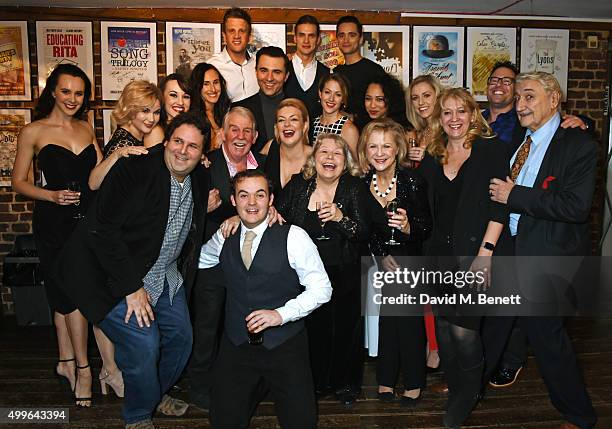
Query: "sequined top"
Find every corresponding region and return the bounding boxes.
[364,167,432,257]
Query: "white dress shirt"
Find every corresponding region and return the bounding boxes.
[199,221,332,324]
[292,54,318,91]
[207,48,258,102]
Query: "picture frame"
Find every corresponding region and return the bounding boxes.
[0,21,31,101]
[412,26,465,88]
[165,22,221,79]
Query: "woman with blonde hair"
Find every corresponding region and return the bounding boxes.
[89,80,162,190]
[262,98,313,192]
[418,87,512,428]
[358,118,431,405]
[277,133,375,405]
[406,75,444,160]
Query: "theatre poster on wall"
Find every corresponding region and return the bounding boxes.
[413,26,464,87]
[101,22,157,100]
[520,28,569,100]
[362,25,410,85]
[0,21,31,101]
[36,21,94,97]
[166,22,221,79]
[466,27,517,101]
[0,109,31,186]
[247,24,286,57]
[315,25,344,70]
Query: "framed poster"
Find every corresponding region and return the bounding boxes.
[36,21,94,97]
[101,22,157,101]
[102,109,115,146]
[413,26,464,87]
[466,27,517,101]
[0,21,31,101]
[520,28,569,100]
[0,109,31,186]
[165,22,221,79]
[363,25,410,85]
[315,25,344,70]
[247,24,286,57]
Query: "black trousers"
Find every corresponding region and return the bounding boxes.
[307,265,364,392]
[187,267,226,395]
[483,316,597,429]
[376,316,426,391]
[210,331,316,429]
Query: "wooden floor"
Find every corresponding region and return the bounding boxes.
[1,317,611,429]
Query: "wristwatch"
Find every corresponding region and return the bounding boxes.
[482,242,495,251]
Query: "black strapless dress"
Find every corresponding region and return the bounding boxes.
[32,144,97,314]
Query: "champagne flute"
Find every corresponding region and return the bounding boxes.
[315,201,330,241]
[409,138,418,168]
[385,200,400,246]
[66,181,84,219]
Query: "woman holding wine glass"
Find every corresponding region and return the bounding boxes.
[418,87,511,428]
[11,64,122,407]
[358,118,432,405]
[406,75,444,161]
[277,133,375,405]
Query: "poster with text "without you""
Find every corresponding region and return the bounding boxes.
[166,22,221,79]
[36,21,94,97]
[0,21,30,101]
[101,22,157,100]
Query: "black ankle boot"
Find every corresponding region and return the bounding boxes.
[443,360,484,428]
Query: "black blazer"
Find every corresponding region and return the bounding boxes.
[205,148,266,240]
[418,137,512,257]
[54,145,210,323]
[233,92,277,153]
[508,126,598,256]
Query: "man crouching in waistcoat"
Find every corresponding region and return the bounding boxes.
[198,169,332,428]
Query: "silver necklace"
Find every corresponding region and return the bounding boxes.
[372,173,397,198]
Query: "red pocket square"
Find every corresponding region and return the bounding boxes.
[542,176,556,189]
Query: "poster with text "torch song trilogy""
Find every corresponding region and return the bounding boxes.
[0,21,31,101]
[101,22,157,101]
[413,26,464,88]
[36,21,94,97]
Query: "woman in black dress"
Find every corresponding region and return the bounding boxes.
[358,118,432,405]
[261,98,312,194]
[415,88,511,428]
[277,133,374,405]
[11,64,107,406]
[89,80,162,190]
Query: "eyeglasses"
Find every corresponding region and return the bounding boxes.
[487,76,515,86]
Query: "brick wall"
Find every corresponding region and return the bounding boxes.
[0,8,610,314]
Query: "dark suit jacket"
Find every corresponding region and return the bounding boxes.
[205,148,266,240]
[233,92,281,153]
[508,126,598,256]
[418,137,513,257]
[54,145,210,323]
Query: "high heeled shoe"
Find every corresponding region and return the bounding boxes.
[55,357,76,392]
[99,368,124,398]
[75,364,93,408]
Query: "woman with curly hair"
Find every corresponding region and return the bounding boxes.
[406,74,444,162]
[358,73,412,132]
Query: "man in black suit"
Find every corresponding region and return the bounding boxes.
[199,169,332,429]
[55,112,211,429]
[233,46,289,153]
[284,15,330,141]
[489,71,598,429]
[188,106,265,410]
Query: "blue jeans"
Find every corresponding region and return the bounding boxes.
[98,284,193,424]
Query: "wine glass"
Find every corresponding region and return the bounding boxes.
[67,181,84,219]
[315,201,330,241]
[409,138,418,168]
[385,200,400,246]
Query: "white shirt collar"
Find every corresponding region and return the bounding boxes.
[220,47,251,66]
[241,219,269,237]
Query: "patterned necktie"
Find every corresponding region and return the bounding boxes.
[241,231,257,270]
[510,135,532,182]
